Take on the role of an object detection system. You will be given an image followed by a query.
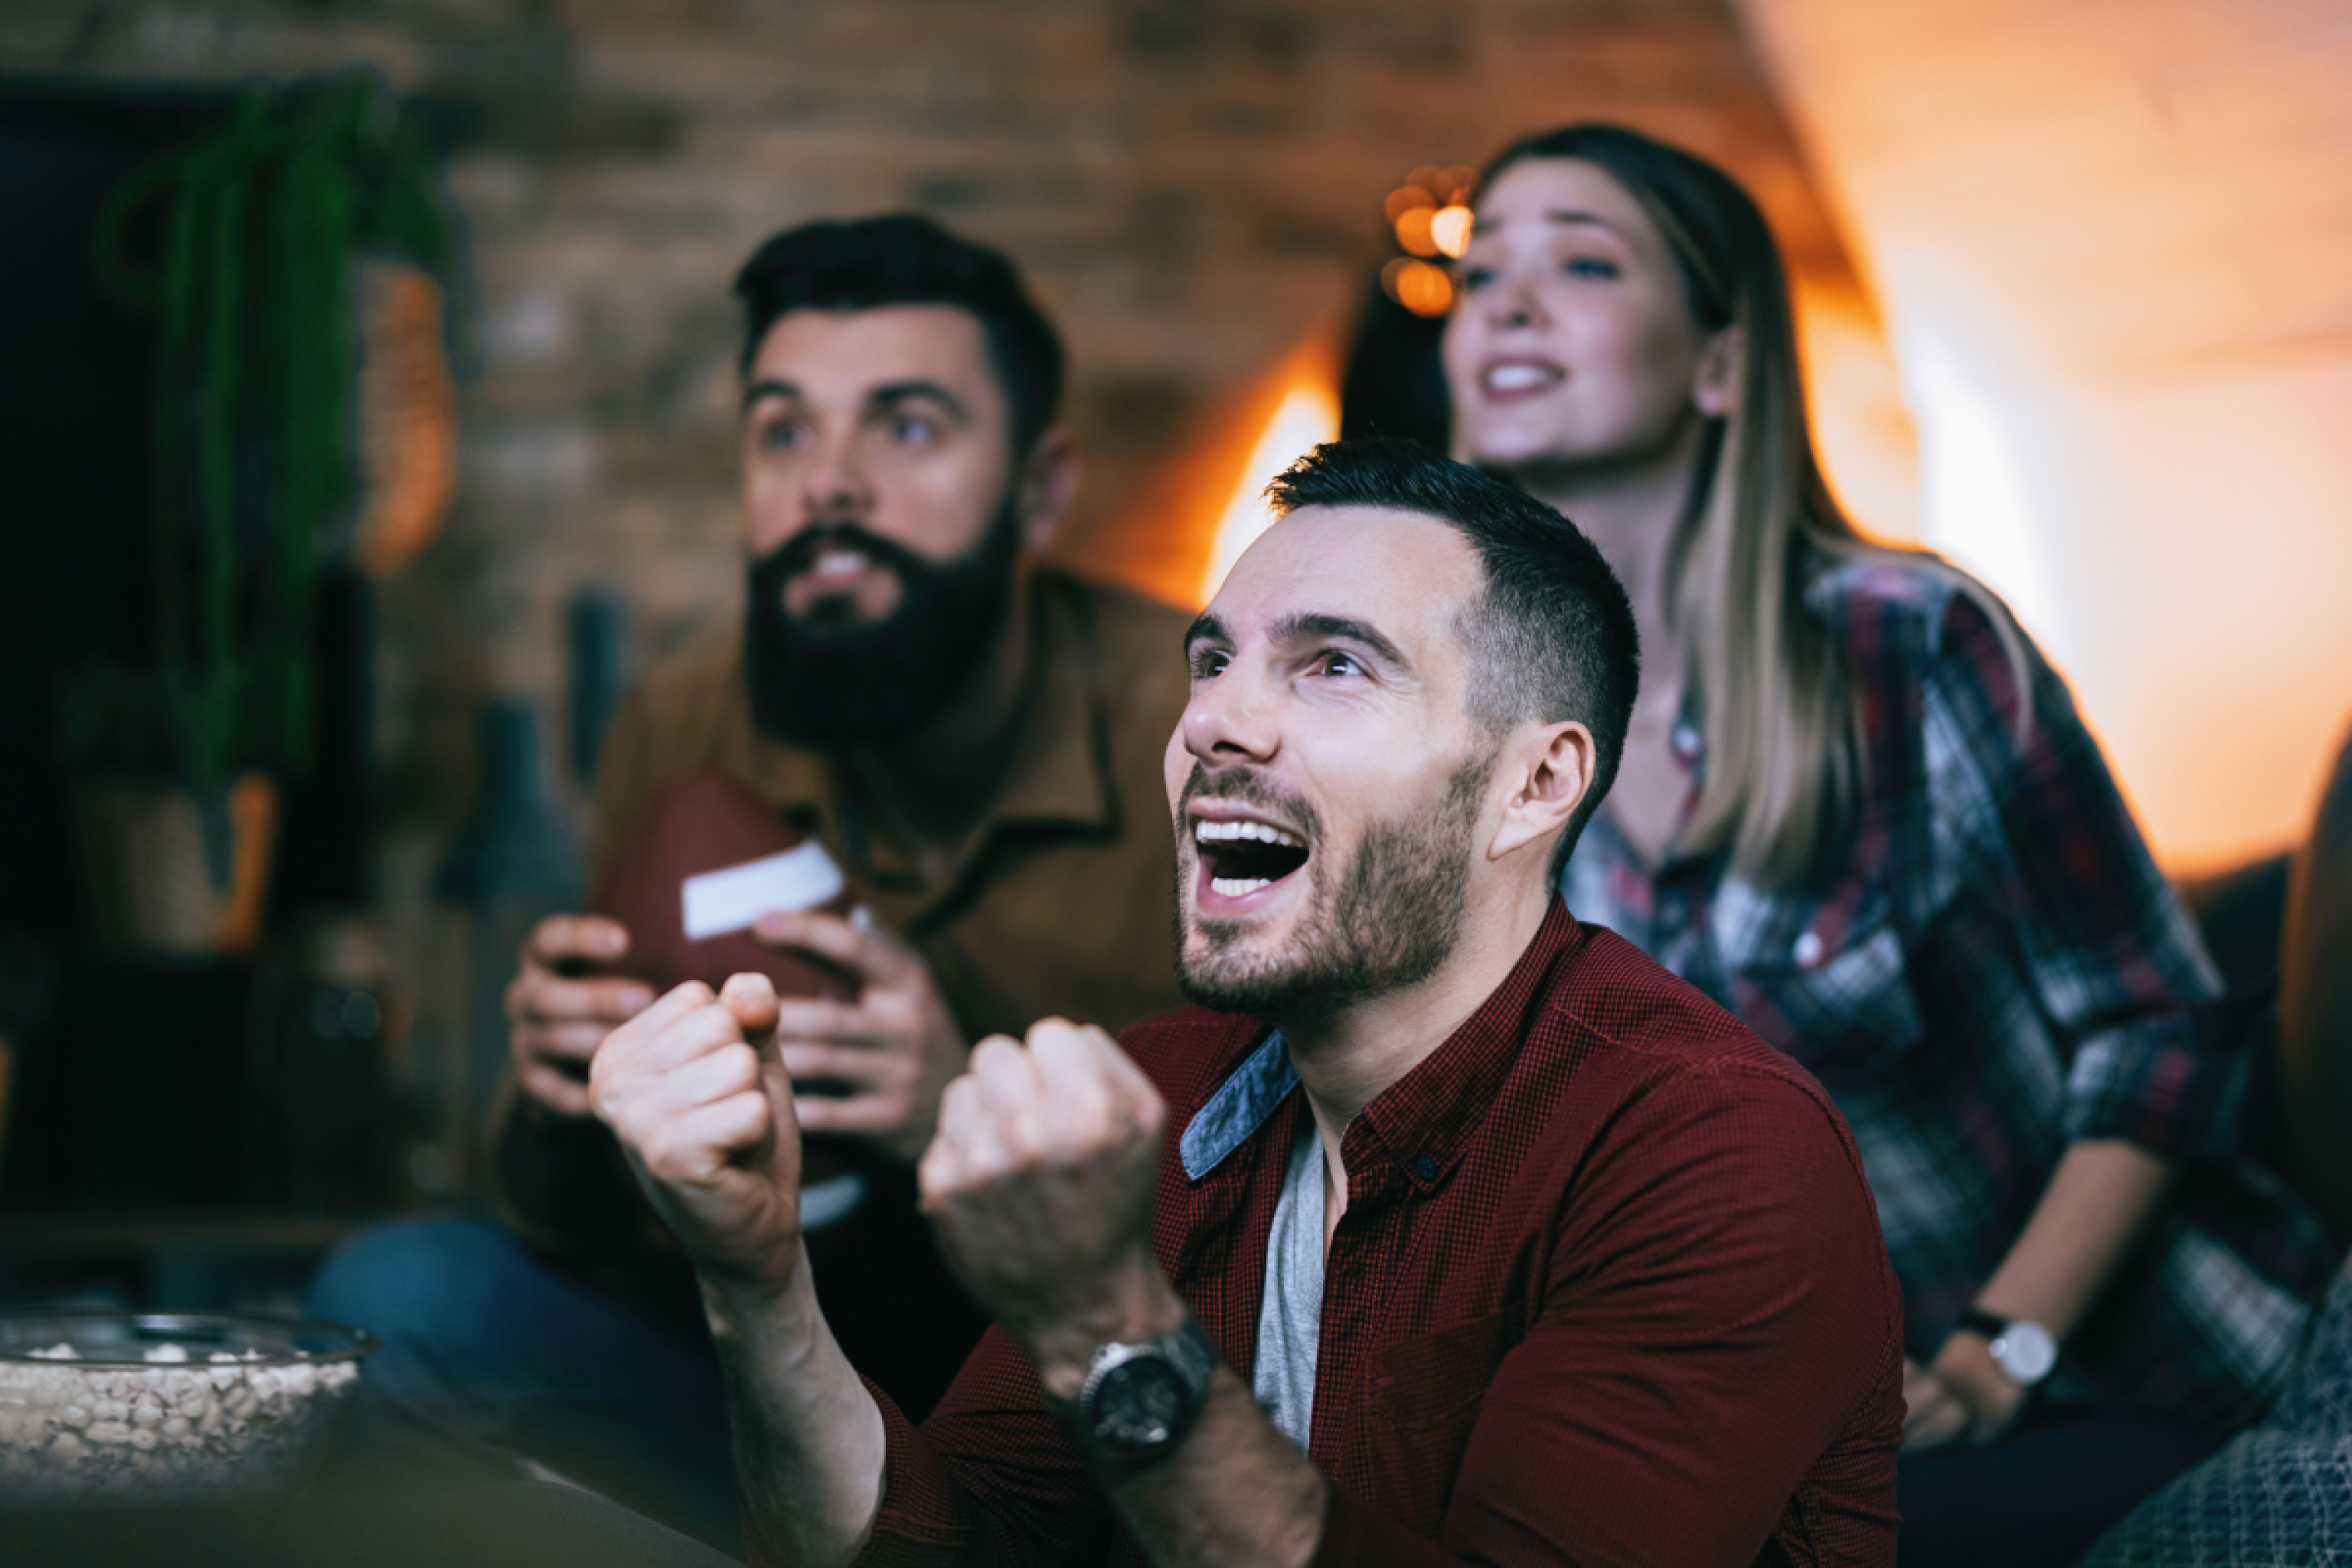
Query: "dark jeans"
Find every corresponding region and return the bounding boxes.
[303,1218,741,1553]
[1898,1408,2223,1568]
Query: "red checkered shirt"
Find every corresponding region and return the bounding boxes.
[822,903,1904,1567]
[1561,559,2332,1428]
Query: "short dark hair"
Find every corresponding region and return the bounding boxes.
[733,215,1065,457]
[1266,437,1640,870]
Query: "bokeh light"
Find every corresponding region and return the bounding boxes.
[1393,204,1441,256]
[1428,204,1472,258]
[1384,185,1436,223]
[1382,257,1453,317]
[1382,164,1479,274]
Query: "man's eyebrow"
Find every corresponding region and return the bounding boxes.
[1272,612,1412,672]
[1184,612,1228,649]
[866,380,971,423]
[742,377,800,412]
[739,378,973,421]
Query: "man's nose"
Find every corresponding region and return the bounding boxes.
[1180,662,1279,768]
[799,430,875,523]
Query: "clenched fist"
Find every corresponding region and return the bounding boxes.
[917,1018,1183,1401]
[591,973,806,1297]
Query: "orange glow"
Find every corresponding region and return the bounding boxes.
[1054,329,1345,612]
[1382,257,1453,317]
[1393,205,1441,256]
[351,263,457,577]
[1200,376,1343,600]
[1788,275,1919,549]
[1741,0,2352,872]
[1440,165,1480,203]
[1405,166,1450,203]
[1428,204,1473,259]
[1384,185,1436,223]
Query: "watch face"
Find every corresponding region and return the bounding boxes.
[1089,1354,1192,1451]
[1992,1321,2058,1385]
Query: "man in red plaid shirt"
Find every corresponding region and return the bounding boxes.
[591,438,1905,1566]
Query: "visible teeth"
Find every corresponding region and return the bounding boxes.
[1210,877,1272,897]
[1486,363,1557,392]
[813,548,867,577]
[1192,819,1303,848]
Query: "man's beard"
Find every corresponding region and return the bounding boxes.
[743,501,1022,750]
[1171,752,1492,1024]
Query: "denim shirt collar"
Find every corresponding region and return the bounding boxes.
[1179,1030,1296,1180]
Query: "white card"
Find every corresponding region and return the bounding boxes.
[679,840,848,939]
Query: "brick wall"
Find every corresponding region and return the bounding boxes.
[5,0,1871,821]
[3,0,1880,1193]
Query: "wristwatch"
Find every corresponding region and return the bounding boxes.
[1953,1308,2059,1388]
[1076,1315,1219,1464]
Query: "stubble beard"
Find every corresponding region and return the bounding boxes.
[1173,752,1494,1026]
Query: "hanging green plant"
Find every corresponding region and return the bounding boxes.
[57,70,462,797]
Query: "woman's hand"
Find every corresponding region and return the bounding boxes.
[1900,1340,2029,1451]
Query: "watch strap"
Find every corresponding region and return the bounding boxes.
[1953,1307,2011,1341]
[1160,1312,1219,1394]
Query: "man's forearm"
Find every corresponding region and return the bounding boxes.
[1098,1369,1326,1568]
[705,1254,887,1567]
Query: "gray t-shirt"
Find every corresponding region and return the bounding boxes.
[1253,1116,1326,1451]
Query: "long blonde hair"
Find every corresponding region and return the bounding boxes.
[1478,124,2028,892]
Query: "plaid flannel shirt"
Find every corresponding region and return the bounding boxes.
[1561,558,2332,1429]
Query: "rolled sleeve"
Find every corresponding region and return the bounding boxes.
[1924,593,2232,1162]
[2064,1021,2246,1160]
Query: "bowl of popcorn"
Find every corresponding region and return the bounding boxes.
[0,1312,376,1506]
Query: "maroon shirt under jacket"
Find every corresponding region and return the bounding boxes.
[840,904,1904,1566]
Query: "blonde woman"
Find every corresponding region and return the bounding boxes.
[1441,122,2332,1567]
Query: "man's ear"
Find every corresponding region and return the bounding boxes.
[1489,720,1596,864]
[1691,323,1744,420]
[1016,425,1080,555]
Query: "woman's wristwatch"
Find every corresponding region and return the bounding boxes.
[1952,1308,2059,1388]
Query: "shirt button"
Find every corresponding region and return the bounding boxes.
[1672,724,1703,762]
[1793,929,1824,969]
[1411,1156,1437,1182]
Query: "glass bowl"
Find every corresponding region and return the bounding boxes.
[0,1312,377,1507]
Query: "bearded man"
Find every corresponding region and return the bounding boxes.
[593,438,1908,1567]
[307,216,1191,1545]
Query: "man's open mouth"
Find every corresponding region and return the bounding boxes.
[805,546,873,586]
[1193,817,1310,898]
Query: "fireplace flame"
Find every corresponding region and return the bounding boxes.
[1200,377,1341,601]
